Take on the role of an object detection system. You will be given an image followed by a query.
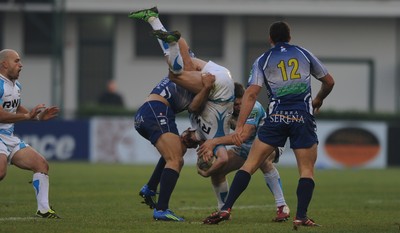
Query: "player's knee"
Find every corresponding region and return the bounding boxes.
[34,158,49,174]
[176,156,184,167]
[259,161,273,173]
[166,156,184,170]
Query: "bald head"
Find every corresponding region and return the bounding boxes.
[0,49,22,81]
[0,49,16,62]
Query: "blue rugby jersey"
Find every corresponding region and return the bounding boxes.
[150,76,195,114]
[248,42,328,113]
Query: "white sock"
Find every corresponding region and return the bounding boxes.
[167,42,183,74]
[264,167,287,207]
[148,17,169,56]
[212,180,229,210]
[32,172,50,213]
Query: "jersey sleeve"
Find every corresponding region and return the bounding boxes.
[247,54,267,87]
[245,101,266,126]
[299,47,328,79]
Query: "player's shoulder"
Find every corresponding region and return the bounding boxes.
[290,44,314,56]
[15,80,22,89]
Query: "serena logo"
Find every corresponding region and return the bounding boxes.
[324,127,380,167]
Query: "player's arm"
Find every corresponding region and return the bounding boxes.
[0,104,45,123]
[187,73,215,114]
[233,85,261,145]
[312,73,335,114]
[197,146,229,177]
[197,123,256,160]
[18,104,59,121]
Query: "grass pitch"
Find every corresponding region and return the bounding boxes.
[1,162,399,233]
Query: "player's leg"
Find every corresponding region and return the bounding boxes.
[210,149,245,210]
[204,139,275,224]
[139,157,165,209]
[210,175,229,210]
[164,38,202,93]
[11,146,60,218]
[134,101,185,221]
[154,29,206,93]
[128,7,171,56]
[153,132,185,221]
[240,139,275,175]
[152,30,184,74]
[0,154,7,181]
[223,140,275,208]
[293,144,318,226]
[290,112,320,228]
[259,149,290,222]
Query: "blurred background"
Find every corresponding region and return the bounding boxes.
[1,0,399,168]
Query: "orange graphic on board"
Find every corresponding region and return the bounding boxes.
[324,127,380,167]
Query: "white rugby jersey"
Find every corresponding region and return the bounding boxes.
[190,61,235,140]
[0,74,21,135]
[202,61,235,103]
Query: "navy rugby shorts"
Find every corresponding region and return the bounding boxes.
[257,109,318,149]
[134,101,179,145]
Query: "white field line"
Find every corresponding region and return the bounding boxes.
[178,204,275,211]
[0,217,38,221]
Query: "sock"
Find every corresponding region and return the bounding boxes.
[296,178,315,219]
[148,17,169,56]
[148,17,166,31]
[221,170,251,211]
[167,42,183,74]
[147,157,166,191]
[156,168,179,211]
[212,180,229,210]
[264,167,286,207]
[32,172,50,212]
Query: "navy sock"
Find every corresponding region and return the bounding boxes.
[296,178,315,219]
[156,168,179,211]
[222,170,251,211]
[147,157,166,191]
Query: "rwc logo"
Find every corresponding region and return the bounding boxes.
[193,115,211,134]
[3,99,20,108]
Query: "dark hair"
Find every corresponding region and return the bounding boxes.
[234,82,245,99]
[269,21,291,44]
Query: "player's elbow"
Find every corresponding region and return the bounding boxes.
[323,73,335,89]
[188,104,205,115]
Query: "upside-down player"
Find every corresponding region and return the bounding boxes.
[130,6,233,221]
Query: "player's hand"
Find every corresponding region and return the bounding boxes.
[38,106,60,121]
[197,165,209,178]
[26,104,46,120]
[232,126,244,146]
[312,98,323,114]
[201,72,215,89]
[197,139,215,162]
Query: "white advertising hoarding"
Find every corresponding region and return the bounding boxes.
[90,117,387,169]
[90,117,198,164]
